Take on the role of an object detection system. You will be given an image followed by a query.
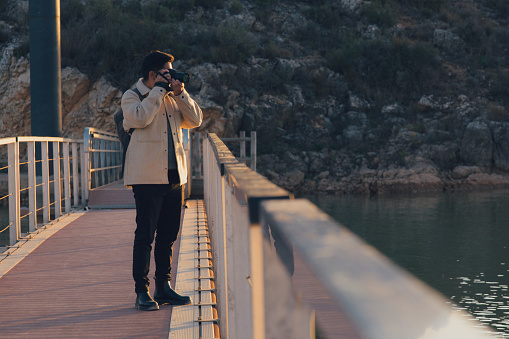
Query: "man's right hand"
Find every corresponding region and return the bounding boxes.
[156,72,170,84]
[154,81,171,92]
[154,72,171,92]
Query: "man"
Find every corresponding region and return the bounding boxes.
[122,50,202,311]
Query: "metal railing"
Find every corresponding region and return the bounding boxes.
[190,131,256,182]
[83,127,194,198]
[0,126,186,249]
[203,132,495,339]
[82,127,122,201]
[221,131,257,171]
[0,137,85,247]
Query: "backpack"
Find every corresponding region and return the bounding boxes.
[114,87,145,176]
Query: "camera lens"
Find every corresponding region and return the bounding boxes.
[179,73,190,83]
[168,69,190,83]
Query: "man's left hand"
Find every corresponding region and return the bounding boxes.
[171,79,184,96]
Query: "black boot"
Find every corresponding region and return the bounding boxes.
[154,280,192,305]
[135,291,159,311]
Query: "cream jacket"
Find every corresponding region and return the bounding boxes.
[121,78,202,186]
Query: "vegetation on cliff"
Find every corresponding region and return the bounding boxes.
[2,0,509,194]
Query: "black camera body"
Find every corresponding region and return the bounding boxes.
[156,69,190,92]
[168,69,190,83]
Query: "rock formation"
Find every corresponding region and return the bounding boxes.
[1,0,509,196]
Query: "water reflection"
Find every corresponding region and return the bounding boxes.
[308,189,509,337]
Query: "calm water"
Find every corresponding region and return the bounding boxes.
[0,206,31,248]
[308,189,509,337]
[0,207,9,247]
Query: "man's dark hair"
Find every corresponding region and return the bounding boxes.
[141,51,175,80]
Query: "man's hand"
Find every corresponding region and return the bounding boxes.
[156,71,170,84]
[171,78,184,96]
[154,72,171,92]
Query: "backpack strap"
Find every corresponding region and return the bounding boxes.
[132,87,146,101]
[127,87,147,135]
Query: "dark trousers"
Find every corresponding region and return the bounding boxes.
[132,170,183,293]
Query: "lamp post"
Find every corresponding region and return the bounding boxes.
[29,0,62,138]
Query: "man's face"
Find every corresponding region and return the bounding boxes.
[157,62,173,79]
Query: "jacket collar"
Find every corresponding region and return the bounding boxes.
[136,78,151,96]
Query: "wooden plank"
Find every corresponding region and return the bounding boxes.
[87,180,135,209]
[196,242,214,338]
[0,211,86,278]
[169,200,200,339]
[170,199,220,339]
[198,201,215,338]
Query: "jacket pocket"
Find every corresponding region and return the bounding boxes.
[126,140,164,182]
[133,119,161,142]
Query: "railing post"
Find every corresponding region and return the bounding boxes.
[53,142,61,219]
[63,141,71,213]
[106,139,112,184]
[80,142,87,205]
[250,131,256,172]
[194,132,203,178]
[8,141,20,246]
[72,142,79,207]
[83,128,91,202]
[240,131,246,159]
[41,141,50,224]
[100,139,105,187]
[250,221,265,339]
[27,141,37,232]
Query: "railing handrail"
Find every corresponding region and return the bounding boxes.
[17,136,80,143]
[203,132,495,339]
[220,131,256,171]
[82,127,194,199]
[0,137,18,146]
[0,136,86,249]
[82,127,123,200]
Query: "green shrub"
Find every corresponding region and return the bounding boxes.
[397,0,447,12]
[258,39,291,59]
[454,12,509,68]
[362,0,398,29]
[0,0,7,17]
[230,0,243,15]
[60,0,205,89]
[326,37,362,75]
[487,102,509,122]
[409,121,427,134]
[490,71,509,106]
[485,0,509,21]
[254,0,278,23]
[210,22,257,64]
[327,38,441,103]
[13,39,29,58]
[305,1,345,29]
[0,27,8,44]
[196,0,225,9]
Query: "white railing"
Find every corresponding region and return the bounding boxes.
[189,131,256,182]
[203,133,495,339]
[0,137,85,247]
[82,127,122,201]
[221,131,257,171]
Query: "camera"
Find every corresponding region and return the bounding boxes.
[168,69,190,83]
[155,69,190,92]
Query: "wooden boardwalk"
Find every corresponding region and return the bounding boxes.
[0,185,189,338]
[87,180,136,209]
[0,182,359,339]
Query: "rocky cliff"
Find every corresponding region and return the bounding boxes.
[1,0,509,195]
